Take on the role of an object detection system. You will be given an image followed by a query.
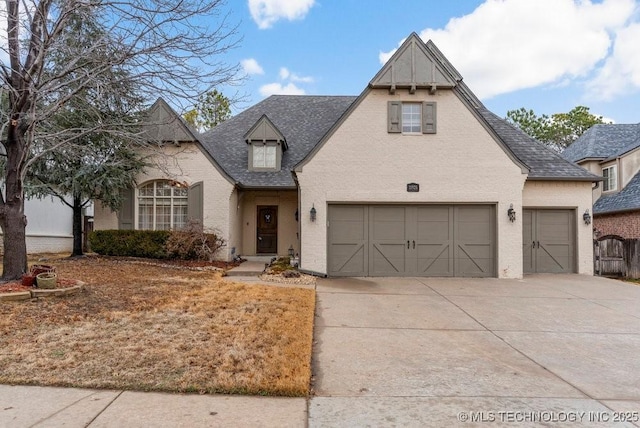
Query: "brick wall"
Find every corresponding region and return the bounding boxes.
[595,211,640,239]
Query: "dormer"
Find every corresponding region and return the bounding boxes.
[245,114,287,171]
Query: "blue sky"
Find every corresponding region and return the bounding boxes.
[218,0,640,124]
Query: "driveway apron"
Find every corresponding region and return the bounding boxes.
[309,275,640,427]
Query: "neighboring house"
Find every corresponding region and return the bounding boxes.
[562,123,640,239]
[94,33,598,278]
[0,196,92,254]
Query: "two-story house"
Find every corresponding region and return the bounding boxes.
[93,33,599,278]
[562,123,640,239]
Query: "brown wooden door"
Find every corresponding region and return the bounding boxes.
[257,206,278,254]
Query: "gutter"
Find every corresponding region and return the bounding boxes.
[526,176,602,182]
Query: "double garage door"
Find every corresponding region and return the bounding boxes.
[328,205,495,277]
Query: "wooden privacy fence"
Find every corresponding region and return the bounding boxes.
[594,235,640,278]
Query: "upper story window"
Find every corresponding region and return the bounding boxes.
[245,114,287,171]
[402,103,422,133]
[602,165,617,192]
[252,143,277,169]
[138,180,188,230]
[388,101,437,134]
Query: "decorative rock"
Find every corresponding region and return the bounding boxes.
[282,270,301,278]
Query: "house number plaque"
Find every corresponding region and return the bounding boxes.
[407,183,420,192]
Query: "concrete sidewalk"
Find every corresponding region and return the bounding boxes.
[0,385,306,427]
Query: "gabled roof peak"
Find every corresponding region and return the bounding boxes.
[369,33,459,94]
[145,98,199,144]
[244,114,288,151]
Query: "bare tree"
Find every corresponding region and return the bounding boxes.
[0,0,241,280]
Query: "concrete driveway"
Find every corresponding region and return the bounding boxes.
[309,275,640,427]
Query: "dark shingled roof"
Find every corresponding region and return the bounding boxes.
[197,93,597,187]
[200,95,357,188]
[594,170,640,214]
[561,123,640,163]
[477,108,598,180]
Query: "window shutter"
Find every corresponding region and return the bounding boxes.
[422,102,437,134]
[118,188,134,230]
[188,181,204,222]
[388,101,401,133]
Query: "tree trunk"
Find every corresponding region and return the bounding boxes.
[72,194,84,257]
[1,131,29,280]
[0,201,28,280]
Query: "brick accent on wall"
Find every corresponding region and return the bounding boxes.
[594,211,640,239]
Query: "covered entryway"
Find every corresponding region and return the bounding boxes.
[328,204,495,277]
[523,209,575,273]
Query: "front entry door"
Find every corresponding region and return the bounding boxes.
[257,206,278,254]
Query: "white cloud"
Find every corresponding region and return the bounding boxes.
[241,58,264,75]
[260,66,314,97]
[259,82,306,96]
[379,0,638,99]
[279,66,314,82]
[279,67,290,80]
[249,0,316,29]
[586,22,640,100]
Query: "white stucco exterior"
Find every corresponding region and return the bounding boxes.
[296,88,528,278]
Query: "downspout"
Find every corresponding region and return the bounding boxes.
[292,170,302,267]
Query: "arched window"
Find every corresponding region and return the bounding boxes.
[138,180,188,230]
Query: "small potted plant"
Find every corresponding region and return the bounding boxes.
[21,273,36,287]
[36,271,57,289]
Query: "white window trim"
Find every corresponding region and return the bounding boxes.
[602,165,617,192]
[401,103,422,134]
[249,142,280,171]
[136,180,188,230]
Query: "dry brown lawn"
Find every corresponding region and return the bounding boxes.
[0,256,316,396]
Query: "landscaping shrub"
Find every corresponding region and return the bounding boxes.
[165,220,225,261]
[89,230,171,258]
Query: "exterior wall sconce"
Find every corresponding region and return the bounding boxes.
[288,245,294,258]
[310,204,317,222]
[583,209,591,225]
[507,204,516,222]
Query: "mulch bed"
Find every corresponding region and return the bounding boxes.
[0,255,243,294]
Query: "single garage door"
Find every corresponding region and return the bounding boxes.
[523,209,575,273]
[328,205,495,277]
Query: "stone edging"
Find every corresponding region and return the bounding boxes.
[0,281,85,302]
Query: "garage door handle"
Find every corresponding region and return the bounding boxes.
[412,240,415,249]
[407,240,410,249]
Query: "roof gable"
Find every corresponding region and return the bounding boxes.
[296,34,596,182]
[244,114,288,150]
[200,95,356,188]
[144,98,199,143]
[369,32,458,93]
